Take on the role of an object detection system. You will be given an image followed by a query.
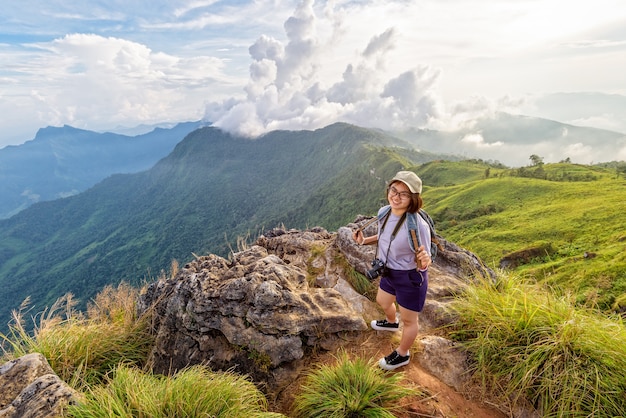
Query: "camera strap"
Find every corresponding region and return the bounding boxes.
[376,212,407,262]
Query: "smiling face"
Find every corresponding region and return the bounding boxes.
[387,181,411,215]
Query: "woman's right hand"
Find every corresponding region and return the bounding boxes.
[353,229,364,245]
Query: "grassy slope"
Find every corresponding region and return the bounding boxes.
[0,123,442,329]
[0,133,624,329]
[3,158,626,417]
[417,161,626,309]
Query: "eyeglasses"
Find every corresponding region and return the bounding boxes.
[388,185,412,200]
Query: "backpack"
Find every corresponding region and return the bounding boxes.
[416,209,443,261]
[377,206,443,261]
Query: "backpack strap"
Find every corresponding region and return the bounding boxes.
[377,206,391,221]
[409,229,426,269]
[419,209,444,254]
[378,206,423,252]
[409,229,420,252]
[364,206,442,261]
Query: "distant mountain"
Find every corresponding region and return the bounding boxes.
[526,92,626,135]
[392,112,626,167]
[0,123,450,328]
[0,121,204,219]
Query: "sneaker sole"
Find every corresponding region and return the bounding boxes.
[379,356,410,370]
[370,320,399,332]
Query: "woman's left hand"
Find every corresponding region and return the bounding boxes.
[416,245,432,270]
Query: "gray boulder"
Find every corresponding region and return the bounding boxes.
[0,353,79,418]
[138,228,370,391]
[139,222,497,395]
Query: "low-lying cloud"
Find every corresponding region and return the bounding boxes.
[205,0,444,137]
[204,0,626,167]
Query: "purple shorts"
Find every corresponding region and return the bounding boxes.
[379,268,428,312]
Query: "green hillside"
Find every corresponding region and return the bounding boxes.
[416,161,626,310]
[1,123,624,330]
[0,123,445,328]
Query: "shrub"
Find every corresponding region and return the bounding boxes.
[67,364,284,418]
[0,283,154,390]
[292,351,413,417]
[449,274,626,417]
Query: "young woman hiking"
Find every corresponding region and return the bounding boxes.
[352,170,432,370]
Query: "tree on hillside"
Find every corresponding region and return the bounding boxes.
[529,154,544,166]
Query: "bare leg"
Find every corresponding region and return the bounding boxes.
[397,305,419,356]
[376,288,397,323]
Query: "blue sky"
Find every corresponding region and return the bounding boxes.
[1,0,626,163]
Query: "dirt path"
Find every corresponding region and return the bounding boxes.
[271,331,507,418]
[400,363,505,417]
[361,333,506,418]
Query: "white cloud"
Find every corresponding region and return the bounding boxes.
[1,0,626,168]
[461,133,503,148]
[206,1,446,137]
[20,189,41,203]
[569,114,625,133]
[563,142,593,160]
[0,33,238,140]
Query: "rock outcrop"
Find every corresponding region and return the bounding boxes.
[0,353,79,418]
[1,218,501,417]
[138,220,496,394]
[138,227,372,391]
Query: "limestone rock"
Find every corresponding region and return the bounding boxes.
[416,335,469,391]
[138,231,370,391]
[0,353,79,418]
[138,221,497,397]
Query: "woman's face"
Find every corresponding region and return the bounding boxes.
[387,181,411,213]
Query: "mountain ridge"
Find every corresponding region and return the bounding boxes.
[1,121,624,333]
[0,123,450,328]
[392,112,626,166]
[0,121,204,219]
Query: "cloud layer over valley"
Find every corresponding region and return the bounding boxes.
[2,0,626,166]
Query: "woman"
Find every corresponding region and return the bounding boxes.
[352,170,432,370]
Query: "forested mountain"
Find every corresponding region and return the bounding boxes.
[1,121,624,332]
[0,123,448,328]
[0,121,203,219]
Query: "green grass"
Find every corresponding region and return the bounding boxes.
[424,165,626,310]
[417,159,506,187]
[0,283,154,390]
[448,274,626,417]
[2,159,626,416]
[0,282,283,417]
[1,280,414,418]
[291,351,415,418]
[67,365,284,418]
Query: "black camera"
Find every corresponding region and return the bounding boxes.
[366,258,386,280]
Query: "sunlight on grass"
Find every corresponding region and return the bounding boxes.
[67,364,284,418]
[292,351,415,418]
[427,171,626,312]
[0,283,154,391]
[449,273,626,417]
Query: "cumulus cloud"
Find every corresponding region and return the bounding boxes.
[0,33,232,139]
[563,142,593,159]
[205,0,444,137]
[206,0,626,168]
[3,0,623,168]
